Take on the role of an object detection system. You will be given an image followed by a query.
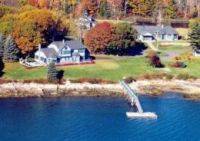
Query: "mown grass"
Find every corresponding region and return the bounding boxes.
[3,56,154,81]
[3,41,200,81]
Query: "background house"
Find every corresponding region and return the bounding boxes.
[78,11,96,30]
[135,25,178,42]
[34,40,90,65]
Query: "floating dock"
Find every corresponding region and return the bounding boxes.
[120,81,157,119]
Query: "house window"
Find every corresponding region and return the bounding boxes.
[79,49,85,53]
[62,50,71,55]
[35,55,39,59]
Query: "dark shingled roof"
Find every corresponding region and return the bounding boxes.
[40,48,58,58]
[135,25,178,35]
[51,40,85,50]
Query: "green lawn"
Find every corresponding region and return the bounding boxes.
[3,41,200,81]
[3,56,155,81]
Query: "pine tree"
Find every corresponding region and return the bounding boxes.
[47,62,58,83]
[0,33,5,58]
[3,35,20,62]
[99,0,110,18]
[0,57,4,76]
[189,23,200,52]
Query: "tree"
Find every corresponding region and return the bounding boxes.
[107,0,124,18]
[99,0,110,18]
[3,35,20,62]
[106,22,137,55]
[0,33,5,58]
[163,0,177,19]
[0,57,4,76]
[128,0,156,17]
[84,22,115,53]
[189,21,200,52]
[0,14,16,35]
[12,9,65,55]
[78,0,98,16]
[47,62,58,83]
[38,0,49,8]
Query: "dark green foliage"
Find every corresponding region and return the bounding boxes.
[189,23,200,52]
[106,23,137,55]
[47,62,58,83]
[0,33,5,58]
[0,57,4,76]
[99,0,110,18]
[3,35,20,62]
[57,70,64,83]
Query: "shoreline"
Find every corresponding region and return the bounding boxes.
[0,79,200,100]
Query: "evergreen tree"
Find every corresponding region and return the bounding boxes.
[189,23,200,52]
[47,62,58,83]
[3,35,20,62]
[0,57,4,76]
[0,33,5,58]
[99,0,110,18]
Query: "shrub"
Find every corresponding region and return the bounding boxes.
[176,73,197,80]
[137,73,174,80]
[123,76,136,83]
[70,78,116,84]
[171,61,187,68]
[0,57,4,76]
[146,51,164,68]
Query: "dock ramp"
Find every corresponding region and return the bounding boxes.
[120,81,157,119]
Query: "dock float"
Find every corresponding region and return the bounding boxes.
[120,81,157,119]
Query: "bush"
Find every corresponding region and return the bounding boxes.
[0,57,4,76]
[176,73,197,80]
[70,78,116,84]
[146,51,164,68]
[123,76,136,83]
[171,61,187,68]
[137,73,174,80]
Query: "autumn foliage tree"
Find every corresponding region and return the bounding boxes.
[77,0,98,16]
[11,9,65,55]
[84,22,115,53]
[107,0,124,17]
[84,22,137,55]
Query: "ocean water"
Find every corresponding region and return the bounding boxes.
[0,94,200,141]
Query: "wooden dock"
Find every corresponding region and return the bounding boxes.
[120,80,157,119]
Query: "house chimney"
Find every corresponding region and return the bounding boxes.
[38,44,41,51]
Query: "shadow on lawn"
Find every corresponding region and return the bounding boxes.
[105,41,148,56]
[127,42,148,56]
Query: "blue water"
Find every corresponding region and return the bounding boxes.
[0,94,200,141]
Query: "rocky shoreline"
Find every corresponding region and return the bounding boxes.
[0,79,200,99]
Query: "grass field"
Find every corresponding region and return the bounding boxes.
[3,56,155,81]
[3,41,200,81]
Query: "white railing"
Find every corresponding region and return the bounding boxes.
[120,81,143,113]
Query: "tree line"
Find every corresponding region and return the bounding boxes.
[0,0,199,19]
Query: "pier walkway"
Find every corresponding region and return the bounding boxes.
[120,80,157,119]
[120,81,143,113]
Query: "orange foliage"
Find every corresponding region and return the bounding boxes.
[84,22,115,53]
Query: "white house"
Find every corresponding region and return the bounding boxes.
[78,11,96,30]
[34,40,90,65]
[135,25,179,42]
